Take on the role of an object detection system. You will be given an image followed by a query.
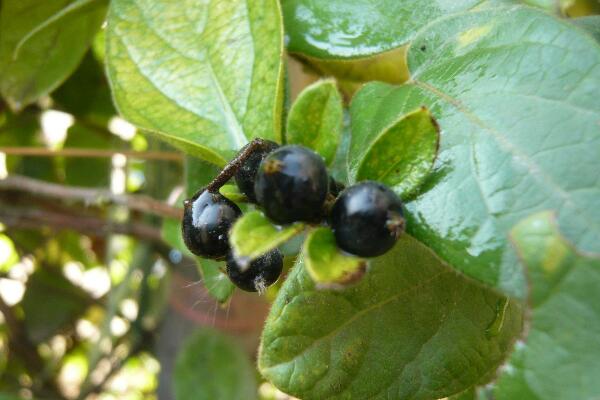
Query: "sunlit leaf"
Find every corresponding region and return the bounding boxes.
[106,0,285,165]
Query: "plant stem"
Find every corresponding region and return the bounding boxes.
[0,204,165,246]
[0,175,182,219]
[0,147,182,161]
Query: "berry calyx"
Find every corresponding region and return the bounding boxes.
[330,181,405,257]
[254,145,329,224]
[226,249,283,293]
[181,190,241,259]
[234,140,279,203]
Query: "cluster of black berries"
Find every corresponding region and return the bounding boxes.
[182,139,405,293]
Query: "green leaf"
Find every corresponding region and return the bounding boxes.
[286,79,343,164]
[52,51,116,125]
[106,0,285,166]
[303,227,366,287]
[174,328,257,400]
[195,258,235,304]
[350,6,600,297]
[230,211,305,262]
[0,0,107,111]
[572,16,600,43]
[350,106,440,200]
[219,184,247,203]
[259,234,523,399]
[282,0,481,59]
[493,212,600,400]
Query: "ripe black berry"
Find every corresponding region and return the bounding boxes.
[234,140,279,203]
[226,249,283,292]
[330,181,405,257]
[181,190,241,259]
[254,145,329,224]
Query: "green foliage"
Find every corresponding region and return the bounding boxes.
[493,212,600,399]
[174,328,257,400]
[286,80,343,164]
[259,235,523,399]
[351,6,600,298]
[350,106,440,199]
[0,0,598,398]
[230,211,305,262]
[281,0,481,58]
[105,0,285,166]
[303,227,365,286]
[0,0,107,110]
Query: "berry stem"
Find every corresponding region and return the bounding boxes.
[203,138,273,194]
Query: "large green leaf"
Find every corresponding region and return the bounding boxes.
[0,0,106,111]
[106,0,285,166]
[493,212,600,400]
[350,6,600,297]
[281,0,481,59]
[573,15,600,43]
[174,328,257,400]
[259,235,523,399]
[286,79,343,164]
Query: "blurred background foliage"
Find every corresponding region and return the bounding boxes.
[0,0,597,399]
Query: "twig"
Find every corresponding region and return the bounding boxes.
[0,175,182,219]
[0,147,183,162]
[0,206,165,245]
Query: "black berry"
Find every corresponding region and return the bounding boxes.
[254,145,329,224]
[234,140,279,203]
[181,190,241,259]
[330,181,405,257]
[226,249,283,292]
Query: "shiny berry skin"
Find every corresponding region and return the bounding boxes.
[181,190,241,259]
[234,140,279,203]
[254,145,329,224]
[330,181,405,257]
[226,249,283,292]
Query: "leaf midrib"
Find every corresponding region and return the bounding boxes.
[125,0,249,148]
